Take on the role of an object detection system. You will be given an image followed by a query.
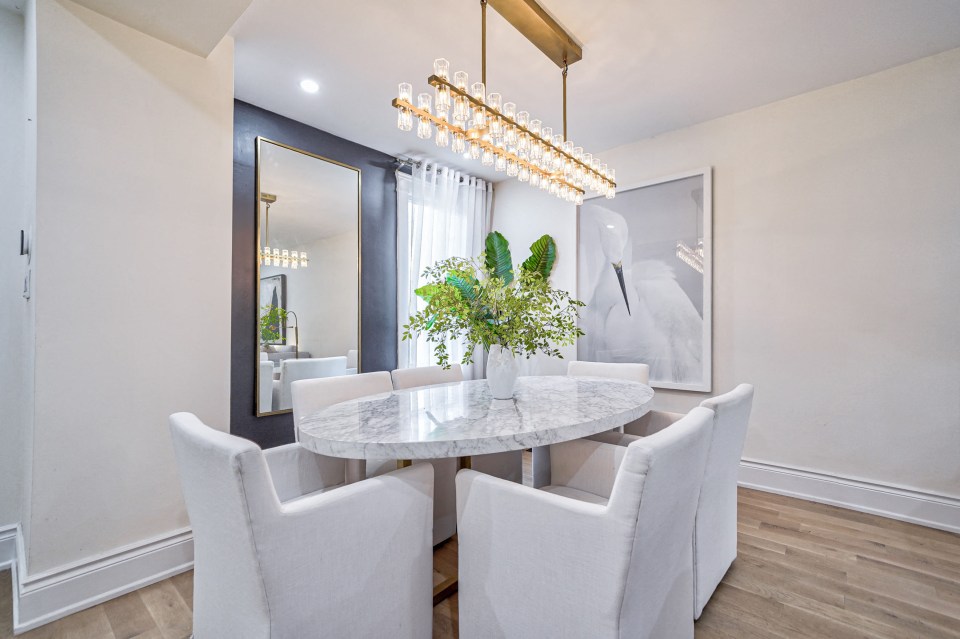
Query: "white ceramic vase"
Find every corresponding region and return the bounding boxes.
[486,344,519,399]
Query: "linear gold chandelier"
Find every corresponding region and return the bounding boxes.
[392,0,615,204]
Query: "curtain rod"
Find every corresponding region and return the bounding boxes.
[395,157,478,185]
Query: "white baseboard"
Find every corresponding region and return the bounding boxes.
[8,527,193,634]
[738,459,960,534]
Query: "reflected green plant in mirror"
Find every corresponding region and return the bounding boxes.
[260,304,289,346]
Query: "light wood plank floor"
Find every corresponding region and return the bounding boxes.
[3,487,959,638]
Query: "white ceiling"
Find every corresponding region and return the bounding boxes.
[71,0,252,56]
[232,0,960,182]
[259,140,359,249]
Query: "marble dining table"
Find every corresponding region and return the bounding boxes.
[298,375,655,480]
[298,374,654,604]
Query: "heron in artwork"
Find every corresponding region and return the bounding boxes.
[592,207,632,315]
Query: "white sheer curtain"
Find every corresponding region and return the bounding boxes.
[397,161,492,378]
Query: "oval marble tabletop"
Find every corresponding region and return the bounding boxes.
[298,376,655,460]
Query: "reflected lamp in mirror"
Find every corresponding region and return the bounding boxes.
[255,137,361,416]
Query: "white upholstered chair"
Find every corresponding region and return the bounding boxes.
[391,365,461,544]
[258,360,274,413]
[567,360,650,384]
[274,356,348,411]
[592,384,756,619]
[390,363,464,389]
[456,407,713,639]
[169,412,433,639]
[527,360,652,487]
[290,371,396,479]
[390,365,524,545]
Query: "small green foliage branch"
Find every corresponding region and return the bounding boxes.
[260,304,288,345]
[402,232,585,368]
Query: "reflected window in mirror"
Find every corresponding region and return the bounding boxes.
[256,137,360,416]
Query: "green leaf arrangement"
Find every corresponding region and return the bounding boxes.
[259,304,289,345]
[402,232,585,369]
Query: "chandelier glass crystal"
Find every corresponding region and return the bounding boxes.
[393,61,616,205]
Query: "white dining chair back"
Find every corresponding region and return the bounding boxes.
[276,356,348,411]
[567,360,650,384]
[291,371,393,439]
[169,412,434,638]
[456,406,713,639]
[390,363,516,545]
[529,360,653,487]
[693,383,755,618]
[291,372,395,484]
[390,364,463,390]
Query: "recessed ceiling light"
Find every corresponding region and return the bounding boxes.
[299,79,319,94]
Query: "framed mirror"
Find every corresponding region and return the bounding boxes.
[256,137,361,416]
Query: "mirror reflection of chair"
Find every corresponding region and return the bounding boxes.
[274,356,348,411]
[169,412,434,638]
[455,407,714,638]
[346,349,358,375]
[390,365,523,545]
[258,360,274,413]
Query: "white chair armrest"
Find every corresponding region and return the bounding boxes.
[279,462,433,518]
[623,410,684,437]
[549,438,628,500]
[262,444,346,502]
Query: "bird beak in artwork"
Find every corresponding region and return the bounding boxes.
[611,261,631,315]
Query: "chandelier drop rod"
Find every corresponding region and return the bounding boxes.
[481,0,487,85]
[562,61,567,141]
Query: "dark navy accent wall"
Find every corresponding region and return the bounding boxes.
[231,100,397,447]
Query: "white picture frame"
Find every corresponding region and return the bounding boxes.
[578,167,713,392]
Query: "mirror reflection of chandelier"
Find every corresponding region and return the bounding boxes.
[676,239,704,274]
[259,193,309,269]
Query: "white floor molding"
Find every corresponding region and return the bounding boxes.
[739,458,960,534]
[8,527,193,634]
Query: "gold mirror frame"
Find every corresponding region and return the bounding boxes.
[255,136,362,417]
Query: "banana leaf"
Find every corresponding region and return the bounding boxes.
[484,231,514,285]
[521,234,557,279]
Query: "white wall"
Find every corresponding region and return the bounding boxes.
[0,6,28,530]
[24,0,234,575]
[491,181,576,376]
[496,48,960,500]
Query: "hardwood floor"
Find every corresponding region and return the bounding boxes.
[3,486,959,638]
